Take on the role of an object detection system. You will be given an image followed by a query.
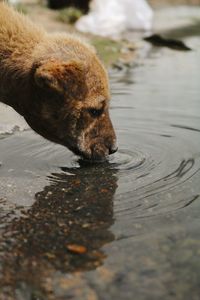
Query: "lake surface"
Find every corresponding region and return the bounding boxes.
[0,8,200,300]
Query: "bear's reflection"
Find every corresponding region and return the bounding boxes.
[1,161,118,295]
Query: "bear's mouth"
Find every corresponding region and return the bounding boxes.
[68,145,109,163]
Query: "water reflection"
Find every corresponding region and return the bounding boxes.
[0,162,118,297]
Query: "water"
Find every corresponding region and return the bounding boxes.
[0,16,200,300]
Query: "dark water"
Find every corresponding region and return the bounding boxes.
[0,34,200,299]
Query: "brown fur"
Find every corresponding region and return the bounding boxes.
[0,3,117,161]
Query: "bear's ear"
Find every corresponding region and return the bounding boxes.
[34,59,85,95]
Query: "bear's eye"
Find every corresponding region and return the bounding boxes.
[87,108,103,118]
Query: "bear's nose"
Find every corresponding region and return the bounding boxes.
[109,145,118,155]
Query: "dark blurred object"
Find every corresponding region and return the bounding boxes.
[144,34,192,51]
[47,0,90,12]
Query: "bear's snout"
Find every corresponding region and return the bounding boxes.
[77,132,117,162]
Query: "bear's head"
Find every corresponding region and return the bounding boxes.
[26,45,117,161]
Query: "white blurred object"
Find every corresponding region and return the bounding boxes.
[76,0,153,37]
[8,0,19,4]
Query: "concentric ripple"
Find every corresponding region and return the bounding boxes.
[108,148,146,170]
[111,129,200,219]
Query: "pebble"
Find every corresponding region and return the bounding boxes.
[66,244,87,254]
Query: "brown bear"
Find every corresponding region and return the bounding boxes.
[0,3,117,161]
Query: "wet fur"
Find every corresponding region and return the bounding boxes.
[0,3,117,160]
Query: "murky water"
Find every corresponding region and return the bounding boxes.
[1,14,200,300]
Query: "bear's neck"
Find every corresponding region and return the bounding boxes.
[0,3,45,115]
